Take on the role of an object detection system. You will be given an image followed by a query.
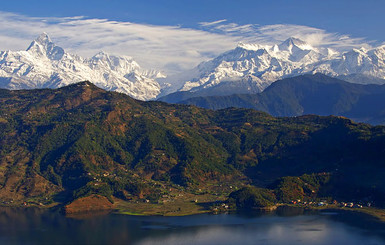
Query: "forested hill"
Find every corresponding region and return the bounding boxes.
[1,81,385,206]
[177,74,385,125]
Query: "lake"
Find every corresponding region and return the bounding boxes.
[0,206,385,244]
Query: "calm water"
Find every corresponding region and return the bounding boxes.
[0,206,385,245]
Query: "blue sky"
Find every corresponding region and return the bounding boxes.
[2,0,384,40]
[0,0,384,74]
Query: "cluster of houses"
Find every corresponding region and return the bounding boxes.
[290,199,370,208]
[22,201,45,206]
[211,202,230,213]
[1,199,46,207]
[87,171,125,186]
[340,202,365,208]
[290,199,327,206]
[1,200,13,205]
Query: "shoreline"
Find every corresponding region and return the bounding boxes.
[113,203,385,223]
[2,200,385,223]
[280,204,385,223]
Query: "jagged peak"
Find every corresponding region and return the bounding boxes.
[91,51,111,61]
[25,33,65,60]
[236,42,264,51]
[279,37,313,51]
[26,33,53,51]
[281,37,307,46]
[91,51,134,63]
[35,32,52,45]
[235,38,314,55]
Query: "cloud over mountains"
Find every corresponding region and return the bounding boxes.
[0,11,377,75]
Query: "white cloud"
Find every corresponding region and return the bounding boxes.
[255,24,373,49]
[199,22,374,50]
[0,12,239,74]
[0,12,376,75]
[198,19,227,27]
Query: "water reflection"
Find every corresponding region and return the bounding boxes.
[0,207,384,245]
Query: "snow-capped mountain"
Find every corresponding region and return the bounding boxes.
[0,33,164,100]
[2,34,385,101]
[162,37,385,96]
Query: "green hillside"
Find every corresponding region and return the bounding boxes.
[1,81,385,208]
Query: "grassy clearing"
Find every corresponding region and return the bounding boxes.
[113,192,226,216]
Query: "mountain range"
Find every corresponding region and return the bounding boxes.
[0,33,164,100]
[160,37,385,96]
[164,74,385,125]
[1,34,385,101]
[1,83,385,207]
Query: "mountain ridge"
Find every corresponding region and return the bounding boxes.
[1,82,385,208]
[176,74,385,125]
[1,34,385,101]
[0,33,164,100]
[161,38,385,96]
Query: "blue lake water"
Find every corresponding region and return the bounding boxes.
[0,206,385,244]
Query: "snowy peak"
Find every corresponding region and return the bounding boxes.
[90,51,139,72]
[34,32,52,46]
[166,38,385,96]
[236,42,264,51]
[237,37,314,53]
[0,33,162,100]
[26,33,64,60]
[26,32,53,50]
[275,37,319,62]
[278,37,312,51]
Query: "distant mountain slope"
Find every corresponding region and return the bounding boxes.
[0,33,164,100]
[161,38,385,96]
[179,74,385,125]
[1,82,385,207]
[338,74,385,85]
[158,78,261,103]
